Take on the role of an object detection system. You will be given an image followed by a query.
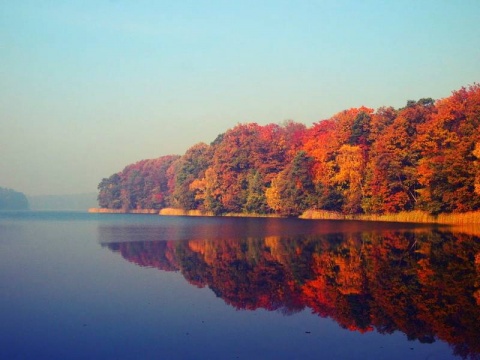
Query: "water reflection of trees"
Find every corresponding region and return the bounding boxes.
[102,229,480,359]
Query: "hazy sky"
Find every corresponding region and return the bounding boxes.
[1,1,479,196]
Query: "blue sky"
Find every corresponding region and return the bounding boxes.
[1,0,479,196]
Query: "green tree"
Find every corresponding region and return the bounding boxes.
[245,170,268,213]
[0,187,29,210]
[266,151,317,216]
[97,174,122,209]
[170,143,211,210]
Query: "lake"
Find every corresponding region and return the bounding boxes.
[0,211,479,360]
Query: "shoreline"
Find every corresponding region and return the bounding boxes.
[88,208,158,214]
[88,207,283,218]
[89,207,480,225]
[300,209,480,225]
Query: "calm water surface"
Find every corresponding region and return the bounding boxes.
[0,211,479,360]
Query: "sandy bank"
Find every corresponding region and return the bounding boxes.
[88,208,158,214]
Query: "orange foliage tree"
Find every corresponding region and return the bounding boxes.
[416,85,480,213]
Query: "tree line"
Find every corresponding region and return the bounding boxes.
[97,84,480,216]
[0,187,29,210]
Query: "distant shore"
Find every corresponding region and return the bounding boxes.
[89,207,480,225]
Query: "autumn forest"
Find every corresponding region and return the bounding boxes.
[97,84,480,218]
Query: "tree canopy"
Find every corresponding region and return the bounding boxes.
[97,84,480,216]
[0,187,29,210]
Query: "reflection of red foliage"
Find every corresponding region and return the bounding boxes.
[106,241,180,272]
[475,253,480,306]
[105,230,480,358]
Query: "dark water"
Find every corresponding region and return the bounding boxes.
[1,211,479,360]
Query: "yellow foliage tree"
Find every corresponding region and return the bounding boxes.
[333,144,366,213]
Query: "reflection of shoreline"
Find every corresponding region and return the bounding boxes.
[440,224,480,237]
[96,217,439,244]
[101,228,480,359]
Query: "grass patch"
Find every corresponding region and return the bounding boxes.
[300,209,480,225]
[159,208,214,216]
